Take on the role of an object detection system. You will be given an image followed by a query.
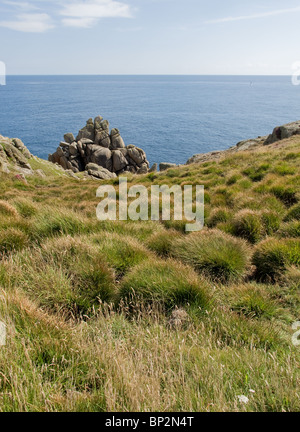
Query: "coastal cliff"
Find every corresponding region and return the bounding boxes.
[2,118,300,178]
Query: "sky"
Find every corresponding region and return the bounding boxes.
[1,0,300,74]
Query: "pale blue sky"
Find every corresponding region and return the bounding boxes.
[1,0,300,74]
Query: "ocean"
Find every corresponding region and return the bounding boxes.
[0,75,300,166]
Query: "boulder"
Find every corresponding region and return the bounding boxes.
[48,116,149,176]
[110,128,125,150]
[159,162,177,171]
[86,163,117,180]
[76,119,95,141]
[113,150,128,172]
[89,146,112,171]
[1,142,31,170]
[12,138,31,159]
[94,115,103,126]
[64,133,75,144]
[127,145,146,165]
[186,152,222,165]
[69,142,78,156]
[149,163,158,173]
[95,129,111,148]
[137,163,148,174]
[264,120,300,145]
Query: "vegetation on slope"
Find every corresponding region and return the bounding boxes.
[0,135,299,412]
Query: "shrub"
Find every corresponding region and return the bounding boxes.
[232,210,264,243]
[171,229,250,283]
[253,238,300,282]
[119,258,210,310]
[0,228,29,254]
[146,229,182,256]
[207,207,232,228]
[284,203,300,222]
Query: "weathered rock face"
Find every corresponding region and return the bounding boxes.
[264,120,300,145]
[48,117,150,177]
[0,134,32,174]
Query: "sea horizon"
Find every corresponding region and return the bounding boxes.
[1,74,299,165]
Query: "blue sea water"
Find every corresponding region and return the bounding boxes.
[0,75,300,166]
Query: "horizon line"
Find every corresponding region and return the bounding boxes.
[5,73,294,77]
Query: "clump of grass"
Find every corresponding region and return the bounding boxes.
[207,207,232,228]
[273,163,296,176]
[146,229,182,256]
[230,285,282,320]
[269,185,298,207]
[90,233,151,277]
[243,163,270,182]
[252,238,300,282]
[283,266,300,289]
[0,199,19,217]
[226,173,241,185]
[277,221,300,238]
[13,197,38,218]
[0,228,29,254]
[284,203,300,222]
[232,210,264,244]
[12,237,116,316]
[261,210,281,235]
[171,229,250,283]
[162,218,190,233]
[31,208,89,240]
[119,258,210,310]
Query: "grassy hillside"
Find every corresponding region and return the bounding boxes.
[0,136,299,412]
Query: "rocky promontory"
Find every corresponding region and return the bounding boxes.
[186,119,300,165]
[48,116,150,180]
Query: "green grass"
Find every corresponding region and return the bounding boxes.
[232,209,264,243]
[0,134,299,411]
[119,258,210,311]
[171,229,251,283]
[252,238,300,282]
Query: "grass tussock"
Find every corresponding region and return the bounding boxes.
[252,238,300,282]
[0,135,299,411]
[119,258,211,311]
[171,229,251,283]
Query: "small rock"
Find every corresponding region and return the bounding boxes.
[64,133,75,144]
[159,162,177,171]
[149,163,158,173]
